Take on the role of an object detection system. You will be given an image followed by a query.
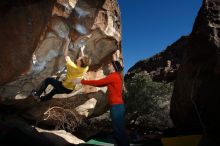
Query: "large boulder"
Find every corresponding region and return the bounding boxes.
[0,0,122,127]
[170,0,220,144]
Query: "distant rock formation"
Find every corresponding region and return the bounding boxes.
[125,36,188,82]
[0,0,122,128]
[171,0,220,143]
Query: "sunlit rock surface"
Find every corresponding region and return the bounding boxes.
[0,0,122,124]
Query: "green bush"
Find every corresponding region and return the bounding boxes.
[124,72,174,130]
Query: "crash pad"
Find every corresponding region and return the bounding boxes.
[161,135,202,146]
[86,139,114,146]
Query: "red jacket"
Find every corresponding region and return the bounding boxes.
[81,72,124,105]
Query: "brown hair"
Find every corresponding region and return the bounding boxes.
[80,55,92,67]
[112,61,123,72]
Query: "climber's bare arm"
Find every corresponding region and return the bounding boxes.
[65,56,71,62]
[63,37,71,59]
[80,45,85,57]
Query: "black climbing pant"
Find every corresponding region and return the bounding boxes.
[35,77,72,101]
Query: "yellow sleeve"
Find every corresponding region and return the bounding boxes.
[66,57,77,69]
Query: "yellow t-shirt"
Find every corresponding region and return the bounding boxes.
[62,57,88,90]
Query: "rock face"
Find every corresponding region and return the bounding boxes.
[0,0,122,125]
[0,0,54,85]
[170,0,220,141]
[125,36,188,82]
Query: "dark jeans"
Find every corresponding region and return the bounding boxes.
[36,77,72,101]
[110,104,129,146]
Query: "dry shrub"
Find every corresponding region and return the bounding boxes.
[42,95,87,132]
[44,106,82,132]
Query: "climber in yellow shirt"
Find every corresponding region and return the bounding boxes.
[31,36,91,101]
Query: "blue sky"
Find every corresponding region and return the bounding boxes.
[117,0,202,72]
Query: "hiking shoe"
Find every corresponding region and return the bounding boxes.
[31,90,38,96]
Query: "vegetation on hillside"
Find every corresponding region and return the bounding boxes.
[124,72,174,130]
